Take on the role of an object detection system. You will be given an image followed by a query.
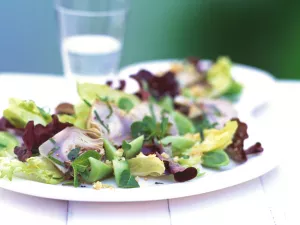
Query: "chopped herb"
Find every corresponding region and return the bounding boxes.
[122,140,131,151]
[97,96,113,119]
[149,97,157,123]
[159,116,169,139]
[118,97,134,112]
[193,115,218,140]
[155,182,164,185]
[211,105,222,117]
[83,99,92,107]
[37,106,51,120]
[94,110,110,133]
[49,138,56,144]
[48,154,65,167]
[67,147,81,161]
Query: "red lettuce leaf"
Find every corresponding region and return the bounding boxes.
[141,143,164,156]
[130,70,179,100]
[0,117,24,136]
[14,115,72,161]
[156,152,197,182]
[245,142,264,155]
[105,79,126,91]
[140,143,196,182]
[225,118,263,163]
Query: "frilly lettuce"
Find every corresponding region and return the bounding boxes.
[58,114,76,124]
[128,153,165,176]
[207,57,234,97]
[74,102,91,129]
[0,156,63,184]
[3,98,51,128]
[161,135,196,156]
[0,132,19,157]
[191,120,238,155]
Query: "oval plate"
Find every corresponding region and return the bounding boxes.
[0,71,278,202]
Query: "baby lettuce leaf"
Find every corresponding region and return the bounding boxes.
[225,118,264,163]
[207,57,233,97]
[0,156,63,184]
[128,154,165,176]
[0,132,19,157]
[161,136,196,152]
[156,153,197,182]
[196,120,238,153]
[131,115,169,141]
[74,102,91,129]
[118,97,134,112]
[172,111,196,135]
[3,98,52,128]
[201,150,230,169]
[0,117,24,135]
[130,70,179,100]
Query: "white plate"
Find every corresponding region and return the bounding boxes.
[119,59,276,117]
[0,73,278,202]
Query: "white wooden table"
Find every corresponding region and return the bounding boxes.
[0,81,295,225]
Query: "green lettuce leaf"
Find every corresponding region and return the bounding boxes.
[58,114,76,124]
[201,149,230,169]
[207,57,234,97]
[0,156,63,184]
[222,80,243,101]
[74,102,91,129]
[172,111,196,135]
[128,153,165,176]
[0,132,19,157]
[3,98,51,128]
[191,120,238,155]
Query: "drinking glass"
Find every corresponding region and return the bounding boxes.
[55,0,129,82]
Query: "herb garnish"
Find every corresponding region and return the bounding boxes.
[122,140,131,151]
[47,145,65,166]
[97,96,113,119]
[193,115,218,140]
[94,110,110,133]
[119,170,139,188]
[71,150,101,187]
[131,115,169,141]
[83,99,92,107]
[49,138,56,144]
[67,147,81,161]
[118,97,134,112]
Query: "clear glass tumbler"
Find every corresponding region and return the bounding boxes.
[55,0,129,82]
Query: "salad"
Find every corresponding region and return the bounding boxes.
[0,57,263,189]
